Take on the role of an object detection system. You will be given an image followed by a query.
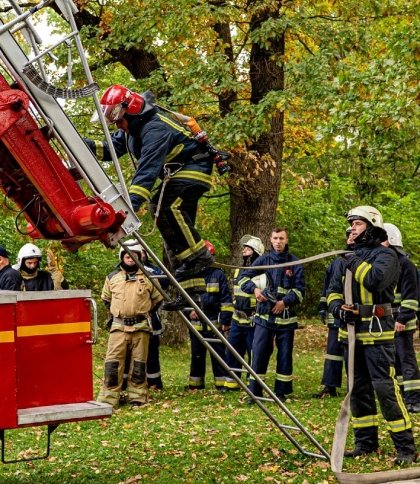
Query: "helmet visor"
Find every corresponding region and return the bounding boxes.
[90,103,126,124]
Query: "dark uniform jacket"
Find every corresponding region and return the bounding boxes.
[20,270,54,291]
[232,268,257,325]
[327,242,399,345]
[190,267,234,329]
[318,257,343,329]
[238,248,305,331]
[0,264,22,290]
[392,249,419,331]
[85,103,213,211]
[142,261,169,335]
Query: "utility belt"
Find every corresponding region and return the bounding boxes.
[356,303,393,318]
[391,306,400,315]
[114,315,148,326]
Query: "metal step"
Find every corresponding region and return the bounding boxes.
[18,401,113,426]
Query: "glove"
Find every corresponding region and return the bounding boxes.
[129,193,144,213]
[317,301,328,313]
[319,310,328,324]
[261,288,277,304]
[332,305,354,323]
[106,316,113,331]
[338,308,355,324]
[344,253,362,272]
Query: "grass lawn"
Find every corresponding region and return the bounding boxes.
[1,320,420,483]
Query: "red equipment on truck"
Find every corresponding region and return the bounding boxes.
[0,0,141,463]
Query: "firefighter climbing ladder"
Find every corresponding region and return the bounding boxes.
[0,0,330,462]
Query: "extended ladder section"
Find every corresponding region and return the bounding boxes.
[0,0,139,250]
[0,0,330,461]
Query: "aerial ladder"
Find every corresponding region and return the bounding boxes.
[0,0,331,464]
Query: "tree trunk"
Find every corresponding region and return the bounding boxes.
[230,8,285,262]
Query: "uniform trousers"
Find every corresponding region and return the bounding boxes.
[188,329,227,389]
[149,180,208,262]
[344,343,414,453]
[248,324,295,397]
[225,323,254,389]
[321,326,344,388]
[98,329,149,407]
[395,330,420,405]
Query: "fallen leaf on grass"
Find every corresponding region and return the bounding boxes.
[123,475,142,483]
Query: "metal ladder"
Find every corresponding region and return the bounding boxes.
[122,233,330,461]
[0,0,330,461]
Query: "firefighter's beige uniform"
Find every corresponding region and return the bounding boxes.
[97,268,163,408]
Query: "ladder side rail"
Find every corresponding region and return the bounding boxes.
[0,0,54,36]
[0,23,137,234]
[126,235,331,460]
[62,0,131,203]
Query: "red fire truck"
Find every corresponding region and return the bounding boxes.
[0,0,141,463]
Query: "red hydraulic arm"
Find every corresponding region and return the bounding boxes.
[0,74,126,251]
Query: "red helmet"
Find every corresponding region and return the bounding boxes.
[204,240,216,256]
[98,85,144,123]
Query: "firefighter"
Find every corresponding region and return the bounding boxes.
[312,228,352,398]
[185,241,234,391]
[97,241,163,408]
[120,241,169,402]
[14,243,67,291]
[383,223,420,413]
[238,228,305,402]
[0,245,21,290]
[85,86,214,306]
[225,235,264,391]
[327,206,416,465]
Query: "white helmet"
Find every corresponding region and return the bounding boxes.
[16,243,42,268]
[346,205,384,229]
[384,223,403,247]
[240,234,265,256]
[119,239,144,259]
[251,273,267,290]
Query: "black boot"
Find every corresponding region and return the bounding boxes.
[312,386,337,398]
[390,429,416,466]
[175,250,214,278]
[406,402,420,413]
[394,451,417,466]
[161,293,201,312]
[344,446,378,457]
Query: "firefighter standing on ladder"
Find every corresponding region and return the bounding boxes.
[85,85,215,310]
[327,205,416,465]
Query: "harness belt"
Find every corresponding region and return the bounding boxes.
[113,315,147,326]
[357,303,392,318]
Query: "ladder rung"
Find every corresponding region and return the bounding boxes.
[202,337,222,343]
[226,367,248,373]
[253,395,275,403]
